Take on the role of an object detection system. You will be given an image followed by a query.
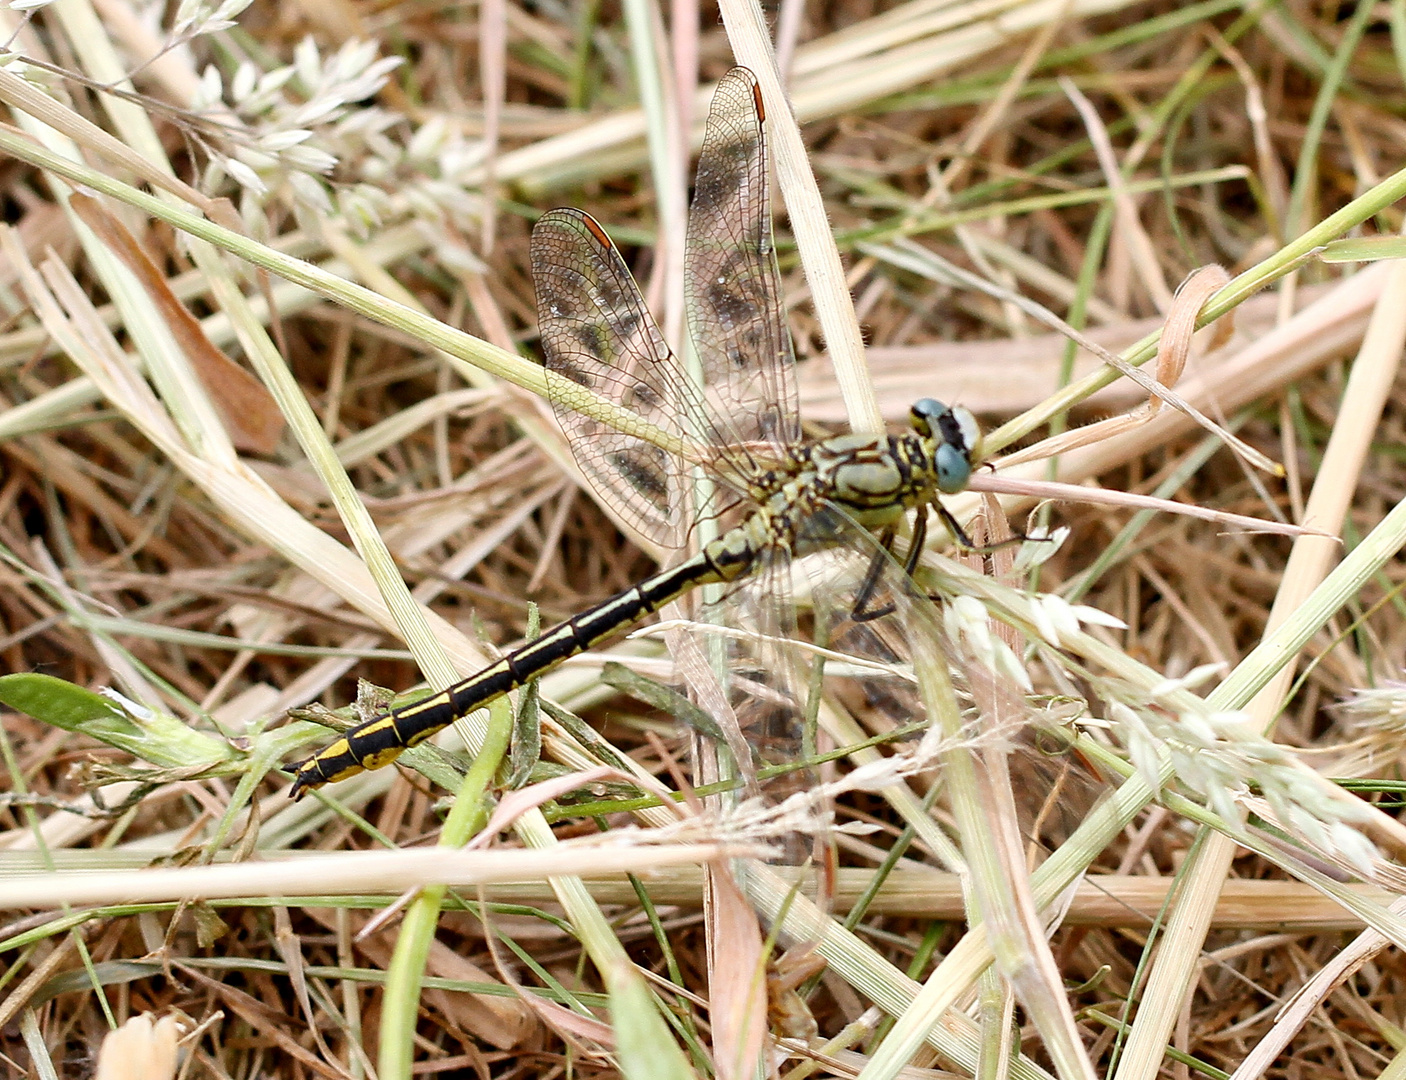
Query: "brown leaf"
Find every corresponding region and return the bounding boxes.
[69,192,284,455]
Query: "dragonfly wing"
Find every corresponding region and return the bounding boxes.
[686,67,800,464]
[795,506,1107,867]
[680,543,832,868]
[532,208,748,550]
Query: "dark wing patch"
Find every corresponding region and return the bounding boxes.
[685,68,800,466]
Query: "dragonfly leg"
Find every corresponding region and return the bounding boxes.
[939,499,1047,550]
[936,500,979,550]
[849,528,895,623]
[851,511,929,623]
[901,508,929,578]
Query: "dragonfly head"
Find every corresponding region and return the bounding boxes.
[909,398,982,494]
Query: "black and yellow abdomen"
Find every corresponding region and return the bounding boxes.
[289,531,759,796]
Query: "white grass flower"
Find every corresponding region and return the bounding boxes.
[993,637,1034,691]
[1113,702,1166,793]
[195,64,223,110]
[407,115,449,162]
[294,37,322,87]
[240,67,297,112]
[257,128,314,152]
[1335,682,1406,733]
[1013,525,1067,571]
[944,594,994,668]
[233,145,277,172]
[1029,595,1060,646]
[1286,804,1330,852]
[1035,594,1079,644]
[208,0,253,30]
[339,185,388,231]
[287,171,332,213]
[841,756,914,791]
[172,0,250,38]
[222,157,266,196]
[171,0,204,30]
[336,106,399,138]
[1175,710,1219,746]
[1205,781,1240,828]
[1151,663,1224,697]
[1329,821,1379,877]
[281,145,338,173]
[1068,603,1126,629]
[434,236,489,275]
[1127,731,1166,796]
[439,139,487,180]
[362,156,390,183]
[231,60,258,102]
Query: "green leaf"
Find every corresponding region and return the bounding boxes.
[608,957,698,1080]
[1319,236,1406,262]
[600,662,725,741]
[0,673,233,769]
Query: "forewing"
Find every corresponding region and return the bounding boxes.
[533,208,743,550]
[686,68,800,463]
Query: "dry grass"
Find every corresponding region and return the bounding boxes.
[2,0,1406,1077]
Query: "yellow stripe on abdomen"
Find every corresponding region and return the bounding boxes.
[289,547,734,796]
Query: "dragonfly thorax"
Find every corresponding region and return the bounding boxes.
[784,433,926,533]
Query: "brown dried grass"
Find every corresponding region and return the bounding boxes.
[1,0,1406,1077]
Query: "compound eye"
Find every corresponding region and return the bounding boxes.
[935,442,972,494]
[950,405,982,462]
[909,397,947,435]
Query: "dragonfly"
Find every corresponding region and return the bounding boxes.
[289,67,982,799]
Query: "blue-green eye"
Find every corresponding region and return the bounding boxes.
[935,442,972,494]
[909,398,946,436]
[912,399,980,492]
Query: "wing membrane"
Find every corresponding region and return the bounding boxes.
[533,209,741,549]
[686,68,799,459]
[676,544,831,868]
[531,69,799,549]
